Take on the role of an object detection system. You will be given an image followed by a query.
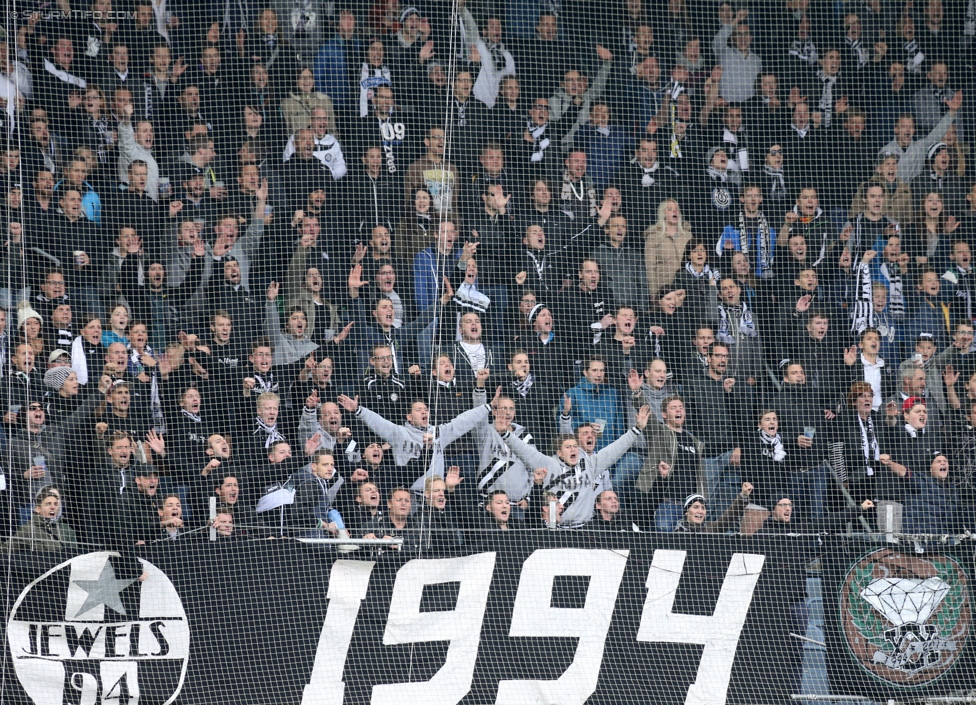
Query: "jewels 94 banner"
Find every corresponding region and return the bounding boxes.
[1,533,828,705]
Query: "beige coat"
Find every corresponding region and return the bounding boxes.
[280,92,338,137]
[644,223,693,300]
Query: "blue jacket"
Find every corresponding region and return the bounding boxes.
[574,124,632,190]
[566,378,622,451]
[313,35,361,110]
[413,246,461,312]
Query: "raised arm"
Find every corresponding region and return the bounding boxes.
[592,406,650,470]
[502,431,557,476]
[438,402,492,446]
[339,395,408,445]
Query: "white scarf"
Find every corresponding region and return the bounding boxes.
[904,38,925,73]
[71,335,90,385]
[636,158,659,187]
[790,37,817,64]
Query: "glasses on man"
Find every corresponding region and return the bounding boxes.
[776,501,793,508]
[372,355,394,362]
[768,148,782,156]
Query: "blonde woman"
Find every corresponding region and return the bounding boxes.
[644,199,693,300]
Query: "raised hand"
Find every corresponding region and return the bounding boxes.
[350,467,369,482]
[636,405,652,430]
[305,433,322,456]
[146,430,165,456]
[266,281,279,301]
[446,465,463,488]
[332,320,355,344]
[439,276,455,305]
[346,264,369,289]
[595,44,613,61]
[533,467,548,485]
[352,242,368,263]
[337,394,360,413]
[306,389,320,409]
[628,368,644,392]
[946,90,964,112]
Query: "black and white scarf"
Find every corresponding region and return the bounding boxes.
[510,372,535,398]
[717,301,757,344]
[560,172,598,218]
[904,38,925,73]
[43,58,86,89]
[850,261,875,335]
[636,158,659,187]
[359,64,391,117]
[846,36,868,68]
[527,121,550,163]
[789,37,818,65]
[252,372,277,394]
[764,164,787,200]
[685,262,718,280]
[737,210,774,278]
[816,70,838,126]
[879,261,906,318]
[255,417,285,448]
[454,98,468,127]
[181,408,201,423]
[707,166,731,183]
[759,429,786,462]
[856,414,880,476]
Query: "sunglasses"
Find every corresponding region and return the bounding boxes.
[768,149,782,156]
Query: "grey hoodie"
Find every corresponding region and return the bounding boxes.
[354,402,491,496]
[266,301,319,366]
[471,388,534,502]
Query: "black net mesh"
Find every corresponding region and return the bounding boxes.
[1,1,976,703]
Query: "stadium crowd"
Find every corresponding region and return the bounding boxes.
[3,0,976,549]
